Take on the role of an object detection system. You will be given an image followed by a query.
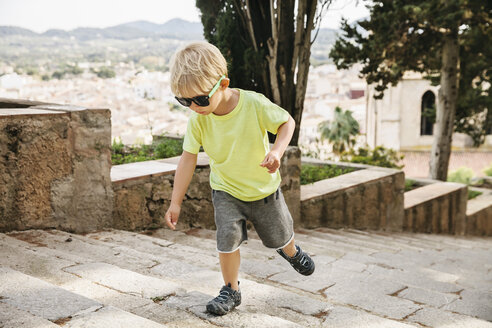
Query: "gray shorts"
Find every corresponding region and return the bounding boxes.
[212,188,294,253]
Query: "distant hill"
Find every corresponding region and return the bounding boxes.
[0,26,37,37]
[0,19,204,41]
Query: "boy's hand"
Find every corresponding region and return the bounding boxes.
[164,203,181,230]
[260,151,281,174]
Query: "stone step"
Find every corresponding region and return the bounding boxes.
[2,230,330,327]
[293,229,398,255]
[86,229,288,280]
[0,266,101,322]
[64,262,185,298]
[0,302,59,328]
[3,227,491,327]
[158,225,378,258]
[323,227,444,251]
[81,231,337,327]
[143,230,470,323]
[62,305,168,328]
[6,229,219,277]
[0,266,167,328]
[0,235,215,328]
[138,228,487,303]
[320,306,417,327]
[299,227,431,253]
[335,226,492,251]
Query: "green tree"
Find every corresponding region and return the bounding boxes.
[329,0,491,181]
[318,106,360,155]
[96,67,116,79]
[196,0,332,145]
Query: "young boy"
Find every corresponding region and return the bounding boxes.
[165,41,315,316]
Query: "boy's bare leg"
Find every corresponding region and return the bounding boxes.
[219,249,240,291]
[282,238,297,257]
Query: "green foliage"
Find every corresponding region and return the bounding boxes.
[340,146,405,169]
[468,190,482,200]
[66,64,83,75]
[300,164,356,185]
[154,139,183,159]
[51,71,65,79]
[329,0,492,146]
[111,138,183,165]
[318,106,360,155]
[447,166,475,185]
[405,179,419,192]
[196,0,332,146]
[196,0,267,95]
[483,163,492,177]
[95,66,116,79]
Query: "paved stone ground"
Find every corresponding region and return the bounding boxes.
[0,227,491,327]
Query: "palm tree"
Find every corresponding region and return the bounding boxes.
[318,106,360,156]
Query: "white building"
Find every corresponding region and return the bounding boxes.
[366,72,492,150]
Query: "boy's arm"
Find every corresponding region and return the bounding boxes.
[260,115,296,173]
[164,150,197,230]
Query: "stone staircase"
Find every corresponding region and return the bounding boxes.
[1,228,491,328]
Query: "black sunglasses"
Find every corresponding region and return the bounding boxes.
[175,75,225,107]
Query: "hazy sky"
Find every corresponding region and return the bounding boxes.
[0,0,369,33]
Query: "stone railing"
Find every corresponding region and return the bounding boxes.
[404,182,467,235]
[300,158,405,231]
[111,147,301,230]
[466,192,492,236]
[403,177,492,236]
[0,99,113,233]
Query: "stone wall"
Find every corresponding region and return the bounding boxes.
[300,164,405,231]
[404,182,468,235]
[465,193,492,236]
[112,159,214,231]
[111,147,301,231]
[0,100,113,233]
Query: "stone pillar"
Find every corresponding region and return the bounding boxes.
[280,146,301,225]
[49,107,114,233]
[0,101,113,233]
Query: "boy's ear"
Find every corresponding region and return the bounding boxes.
[220,77,230,88]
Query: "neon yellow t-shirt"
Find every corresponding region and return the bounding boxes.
[183,89,290,201]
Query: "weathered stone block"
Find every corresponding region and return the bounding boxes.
[466,194,492,236]
[363,182,380,230]
[404,182,468,235]
[113,188,151,230]
[1,103,113,233]
[301,165,403,231]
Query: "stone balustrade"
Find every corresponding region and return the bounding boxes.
[465,193,492,236]
[300,164,405,231]
[404,182,468,235]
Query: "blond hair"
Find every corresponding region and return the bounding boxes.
[170,41,228,97]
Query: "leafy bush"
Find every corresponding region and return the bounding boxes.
[96,67,116,79]
[405,179,419,192]
[468,190,482,200]
[447,167,475,185]
[340,145,404,169]
[483,163,492,177]
[111,138,183,165]
[154,138,183,158]
[301,164,356,185]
